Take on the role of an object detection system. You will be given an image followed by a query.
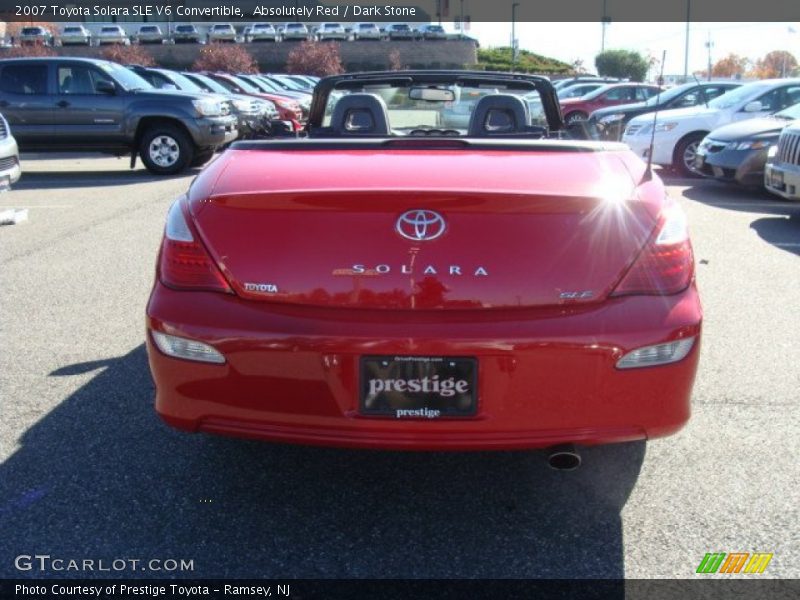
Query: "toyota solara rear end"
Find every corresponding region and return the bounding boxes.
[146,72,702,451]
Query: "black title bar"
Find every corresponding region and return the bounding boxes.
[0,0,798,23]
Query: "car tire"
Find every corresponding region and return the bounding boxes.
[565,111,588,125]
[139,124,194,175]
[191,148,215,168]
[673,133,706,178]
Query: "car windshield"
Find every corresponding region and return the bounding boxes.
[156,70,203,93]
[708,83,771,109]
[642,83,697,107]
[286,24,304,30]
[775,102,800,120]
[101,27,121,33]
[273,76,305,91]
[227,76,260,93]
[321,80,551,132]
[359,24,374,29]
[184,72,229,94]
[176,26,195,32]
[63,27,82,33]
[22,28,44,34]
[141,27,158,32]
[98,62,152,91]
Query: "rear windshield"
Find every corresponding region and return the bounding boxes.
[176,26,195,32]
[101,27,121,33]
[22,28,44,34]
[140,27,158,32]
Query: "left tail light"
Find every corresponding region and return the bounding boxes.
[158,198,233,293]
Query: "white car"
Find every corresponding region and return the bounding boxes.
[282,23,310,41]
[353,23,381,40]
[247,23,279,42]
[96,25,130,46]
[59,25,91,46]
[765,121,800,200]
[317,23,347,41]
[208,24,237,43]
[623,78,800,176]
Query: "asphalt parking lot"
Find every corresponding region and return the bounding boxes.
[0,154,798,580]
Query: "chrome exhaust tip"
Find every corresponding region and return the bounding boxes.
[547,444,582,471]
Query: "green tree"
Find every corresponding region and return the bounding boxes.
[595,49,649,82]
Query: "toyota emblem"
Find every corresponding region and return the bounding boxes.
[395,210,446,241]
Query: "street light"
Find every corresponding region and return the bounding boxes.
[511,2,520,70]
[683,0,691,80]
[705,31,714,81]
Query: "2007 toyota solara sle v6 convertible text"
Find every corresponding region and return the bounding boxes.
[146,71,702,466]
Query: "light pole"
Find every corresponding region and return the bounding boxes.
[459,0,465,37]
[683,0,691,80]
[705,31,713,80]
[511,2,520,70]
[601,0,608,53]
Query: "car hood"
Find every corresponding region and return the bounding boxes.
[133,88,209,102]
[704,116,788,141]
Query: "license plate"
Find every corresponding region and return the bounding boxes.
[360,356,477,418]
[770,170,784,189]
[0,175,10,193]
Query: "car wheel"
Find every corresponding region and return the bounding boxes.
[191,148,215,168]
[139,125,194,175]
[565,111,588,125]
[673,133,705,178]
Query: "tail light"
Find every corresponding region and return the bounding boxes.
[158,199,232,293]
[611,204,694,296]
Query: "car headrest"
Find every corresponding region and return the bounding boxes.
[330,93,390,135]
[468,94,531,137]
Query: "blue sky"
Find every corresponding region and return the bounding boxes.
[452,22,799,75]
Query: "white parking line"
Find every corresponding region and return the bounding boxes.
[698,202,799,209]
[0,205,74,208]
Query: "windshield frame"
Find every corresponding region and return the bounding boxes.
[308,70,564,134]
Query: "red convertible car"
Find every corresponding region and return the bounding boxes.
[146,71,701,467]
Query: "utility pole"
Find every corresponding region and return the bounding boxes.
[601,0,608,53]
[705,31,714,80]
[460,0,465,35]
[683,0,691,80]
[511,2,520,70]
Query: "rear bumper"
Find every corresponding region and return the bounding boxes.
[147,282,702,450]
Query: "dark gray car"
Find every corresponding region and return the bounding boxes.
[694,102,800,187]
[0,57,238,174]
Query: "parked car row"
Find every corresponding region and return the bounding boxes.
[12,23,454,47]
[0,56,319,176]
[556,75,800,198]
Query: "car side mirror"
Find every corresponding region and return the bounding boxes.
[95,80,116,95]
[743,101,763,113]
